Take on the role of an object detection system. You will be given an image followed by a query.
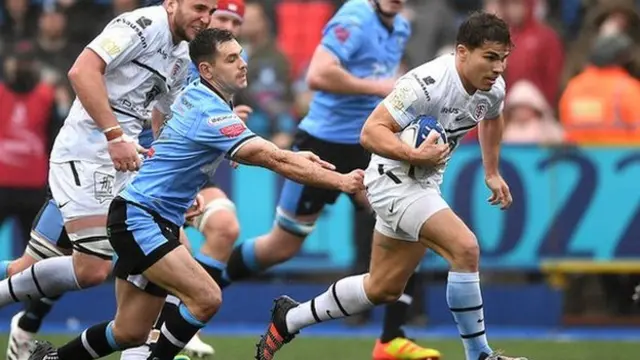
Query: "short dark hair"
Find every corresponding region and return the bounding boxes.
[189,28,236,65]
[456,11,513,50]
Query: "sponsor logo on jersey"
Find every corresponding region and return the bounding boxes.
[219,123,246,138]
[411,74,430,102]
[441,107,459,115]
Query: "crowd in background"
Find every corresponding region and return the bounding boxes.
[2,0,640,148]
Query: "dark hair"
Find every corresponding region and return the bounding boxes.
[456,11,513,50]
[189,28,236,65]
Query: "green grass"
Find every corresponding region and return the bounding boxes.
[2,335,636,359]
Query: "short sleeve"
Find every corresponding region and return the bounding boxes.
[193,109,258,158]
[320,17,366,63]
[383,77,431,128]
[87,14,157,70]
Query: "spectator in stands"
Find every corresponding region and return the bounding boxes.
[113,0,140,16]
[0,0,39,48]
[0,41,61,251]
[55,0,111,51]
[498,0,565,106]
[559,33,640,145]
[35,9,74,86]
[402,0,457,68]
[503,80,564,145]
[561,0,640,89]
[237,0,295,148]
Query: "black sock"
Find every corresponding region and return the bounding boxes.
[194,255,230,289]
[225,243,257,282]
[56,321,121,360]
[380,273,417,343]
[19,295,61,333]
[148,303,205,359]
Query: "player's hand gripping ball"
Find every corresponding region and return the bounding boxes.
[399,115,448,177]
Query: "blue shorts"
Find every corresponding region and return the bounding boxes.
[107,197,181,296]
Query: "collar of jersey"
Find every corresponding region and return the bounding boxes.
[448,55,473,99]
[199,76,234,109]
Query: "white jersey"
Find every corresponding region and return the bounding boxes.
[371,54,505,185]
[50,6,189,164]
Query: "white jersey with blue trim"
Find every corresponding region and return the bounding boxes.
[371,54,506,185]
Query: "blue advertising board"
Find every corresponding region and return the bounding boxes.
[2,145,639,271]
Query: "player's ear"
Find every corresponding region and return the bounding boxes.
[456,44,469,62]
[165,0,177,13]
[198,61,213,79]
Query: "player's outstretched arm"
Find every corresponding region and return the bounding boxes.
[68,50,118,131]
[232,137,364,194]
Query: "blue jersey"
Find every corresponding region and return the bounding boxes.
[121,79,257,226]
[139,51,249,148]
[298,0,410,144]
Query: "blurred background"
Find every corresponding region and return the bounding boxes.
[1,0,640,358]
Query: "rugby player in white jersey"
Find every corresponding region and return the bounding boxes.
[255,12,528,360]
[0,0,216,339]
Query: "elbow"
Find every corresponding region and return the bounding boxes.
[359,126,374,152]
[67,65,81,85]
[306,71,325,91]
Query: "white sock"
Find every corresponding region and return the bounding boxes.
[0,256,80,306]
[285,274,373,333]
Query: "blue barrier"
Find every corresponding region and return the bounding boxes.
[0,282,562,328]
[2,145,639,271]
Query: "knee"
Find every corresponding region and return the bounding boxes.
[189,284,222,321]
[73,257,111,288]
[111,323,149,348]
[203,213,240,245]
[363,275,404,305]
[450,235,480,272]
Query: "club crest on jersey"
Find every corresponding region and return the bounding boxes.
[474,102,488,120]
[334,25,350,43]
[171,59,184,79]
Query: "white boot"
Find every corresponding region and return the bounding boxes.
[183,331,215,358]
[6,312,34,360]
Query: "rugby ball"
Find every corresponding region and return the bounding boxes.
[399,116,447,178]
[400,116,447,148]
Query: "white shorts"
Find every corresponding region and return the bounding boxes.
[48,161,133,258]
[364,165,449,242]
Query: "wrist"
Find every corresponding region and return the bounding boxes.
[103,125,123,141]
[484,170,500,179]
